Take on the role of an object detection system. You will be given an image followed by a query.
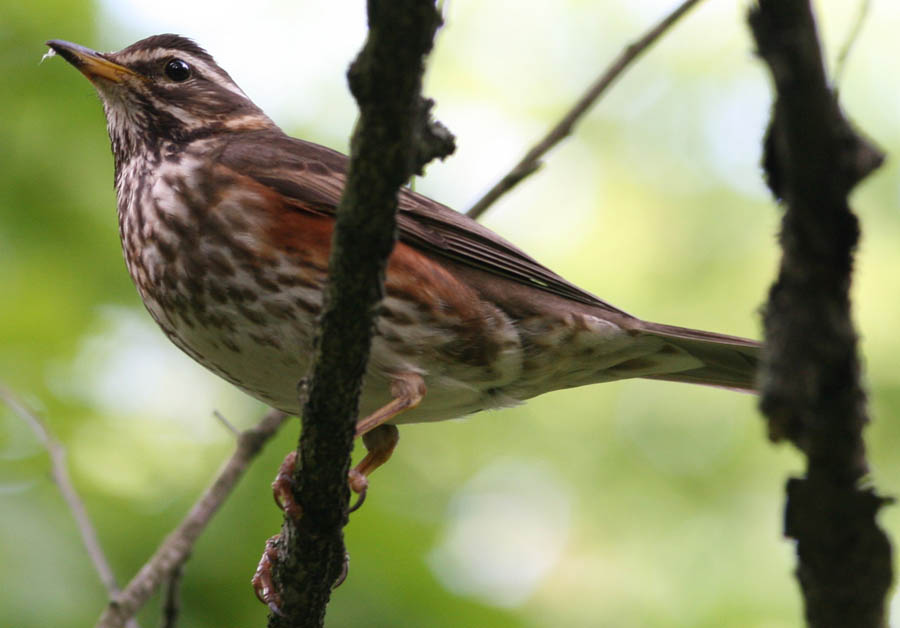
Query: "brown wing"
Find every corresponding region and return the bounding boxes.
[218,129,631,315]
[219,129,762,392]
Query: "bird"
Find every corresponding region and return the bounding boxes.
[46,33,759,500]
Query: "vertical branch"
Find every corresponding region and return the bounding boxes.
[269,1,451,626]
[748,1,892,626]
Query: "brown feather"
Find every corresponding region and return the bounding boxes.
[219,129,629,314]
[219,128,761,393]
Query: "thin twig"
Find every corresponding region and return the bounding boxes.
[97,409,290,628]
[212,409,241,438]
[466,0,705,220]
[0,383,123,597]
[834,0,871,86]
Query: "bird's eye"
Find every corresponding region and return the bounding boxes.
[164,58,191,82]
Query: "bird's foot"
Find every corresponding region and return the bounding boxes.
[252,535,285,616]
[253,448,361,612]
[251,450,303,615]
[272,450,303,521]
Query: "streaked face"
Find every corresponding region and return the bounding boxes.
[48,34,270,146]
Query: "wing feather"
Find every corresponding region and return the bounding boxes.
[218,129,762,392]
[219,130,628,314]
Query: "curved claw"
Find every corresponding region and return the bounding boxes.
[348,486,367,513]
[333,551,350,589]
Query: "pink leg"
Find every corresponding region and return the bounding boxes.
[348,373,424,509]
[252,373,425,607]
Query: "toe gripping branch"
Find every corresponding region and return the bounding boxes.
[252,373,425,610]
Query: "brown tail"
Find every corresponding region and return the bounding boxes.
[637,321,761,393]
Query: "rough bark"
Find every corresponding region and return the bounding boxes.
[268,2,451,626]
[749,2,893,626]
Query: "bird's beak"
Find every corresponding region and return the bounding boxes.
[45,39,137,84]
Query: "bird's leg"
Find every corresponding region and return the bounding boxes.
[354,372,426,435]
[348,373,425,509]
[253,374,425,609]
[267,372,425,517]
[347,425,399,512]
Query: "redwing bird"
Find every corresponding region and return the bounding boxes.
[46,34,759,499]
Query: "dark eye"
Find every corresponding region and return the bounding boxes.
[164,58,191,82]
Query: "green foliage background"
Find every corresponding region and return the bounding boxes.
[2,1,898,626]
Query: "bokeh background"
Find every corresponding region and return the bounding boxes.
[3,0,898,626]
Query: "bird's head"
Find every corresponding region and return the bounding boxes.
[46,34,275,157]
